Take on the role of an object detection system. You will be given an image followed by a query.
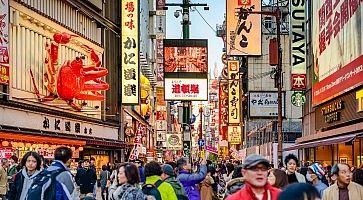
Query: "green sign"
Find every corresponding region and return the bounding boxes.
[291,91,306,107]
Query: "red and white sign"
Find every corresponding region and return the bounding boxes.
[312,0,363,106]
[0,0,9,85]
[291,74,307,90]
[164,78,208,101]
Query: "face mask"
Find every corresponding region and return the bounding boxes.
[306,173,313,182]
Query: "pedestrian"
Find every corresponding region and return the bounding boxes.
[75,159,97,199]
[176,158,207,200]
[284,154,306,184]
[306,163,328,198]
[278,183,320,200]
[108,163,146,200]
[7,155,18,180]
[160,164,187,200]
[135,160,146,184]
[99,165,110,200]
[223,163,234,183]
[143,161,177,200]
[323,163,363,200]
[267,168,288,189]
[224,165,244,198]
[225,154,280,200]
[89,157,97,198]
[0,158,9,200]
[27,146,77,200]
[7,151,42,200]
[200,166,216,200]
[352,168,363,186]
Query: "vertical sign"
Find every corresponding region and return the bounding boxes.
[122,0,139,104]
[0,0,9,85]
[290,0,306,90]
[228,126,242,144]
[226,0,262,56]
[219,80,228,140]
[228,60,240,124]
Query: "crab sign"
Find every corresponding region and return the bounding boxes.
[30,32,109,111]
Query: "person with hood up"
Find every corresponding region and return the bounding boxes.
[8,151,42,200]
[176,158,207,200]
[161,164,187,200]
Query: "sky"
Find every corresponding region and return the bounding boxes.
[165,0,226,77]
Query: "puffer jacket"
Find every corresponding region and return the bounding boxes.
[177,164,207,200]
[224,177,244,198]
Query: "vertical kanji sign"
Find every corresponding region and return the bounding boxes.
[0,0,9,85]
[228,60,240,124]
[122,0,139,104]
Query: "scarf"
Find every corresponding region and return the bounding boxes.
[111,183,146,200]
[244,182,272,200]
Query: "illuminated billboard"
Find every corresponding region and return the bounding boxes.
[228,61,240,124]
[312,0,363,106]
[121,0,139,105]
[164,78,208,101]
[226,0,262,56]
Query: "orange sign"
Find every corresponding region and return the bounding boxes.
[0,65,9,85]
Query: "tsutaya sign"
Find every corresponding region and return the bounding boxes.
[122,0,140,104]
[290,0,306,90]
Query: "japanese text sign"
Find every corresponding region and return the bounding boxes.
[219,80,229,140]
[228,126,242,144]
[312,0,363,106]
[226,0,261,56]
[291,74,307,90]
[228,61,240,124]
[164,78,208,101]
[0,0,9,85]
[122,0,139,104]
[249,91,286,118]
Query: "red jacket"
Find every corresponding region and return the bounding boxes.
[226,182,281,200]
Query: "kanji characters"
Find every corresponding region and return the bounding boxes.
[123,37,136,49]
[124,84,137,96]
[172,84,181,94]
[124,68,136,80]
[124,53,136,65]
[125,2,135,12]
[181,84,190,93]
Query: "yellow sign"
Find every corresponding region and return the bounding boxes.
[228,126,241,144]
[228,61,240,124]
[122,0,139,104]
[356,89,363,112]
[226,0,261,56]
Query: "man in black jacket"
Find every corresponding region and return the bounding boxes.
[75,159,97,199]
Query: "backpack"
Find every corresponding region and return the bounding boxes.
[142,179,163,200]
[177,194,189,200]
[26,168,66,200]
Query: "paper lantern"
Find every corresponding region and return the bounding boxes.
[18,142,24,148]
[78,147,84,151]
[32,144,37,148]
[2,141,9,147]
[44,144,49,148]
[25,143,32,148]
[11,142,18,148]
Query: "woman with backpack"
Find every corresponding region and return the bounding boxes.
[7,151,42,200]
[109,163,147,200]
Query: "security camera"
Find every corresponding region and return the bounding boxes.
[174,11,180,18]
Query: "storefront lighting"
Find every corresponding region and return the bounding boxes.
[71,147,76,151]
[32,144,37,148]
[44,144,49,148]
[26,143,32,148]
[1,141,9,147]
[19,142,24,148]
[79,147,84,151]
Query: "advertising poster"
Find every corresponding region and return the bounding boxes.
[226,0,262,56]
[312,0,363,106]
[164,78,208,101]
[0,0,9,85]
[249,92,286,118]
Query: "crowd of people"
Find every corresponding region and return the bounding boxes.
[1,149,363,200]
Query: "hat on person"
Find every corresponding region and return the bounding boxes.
[242,154,270,169]
[309,163,325,179]
[162,164,175,176]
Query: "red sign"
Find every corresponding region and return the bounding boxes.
[219,80,228,140]
[0,65,9,85]
[313,54,363,106]
[291,74,307,90]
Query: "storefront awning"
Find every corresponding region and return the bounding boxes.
[0,132,86,146]
[284,133,357,151]
[123,107,151,128]
[86,139,129,148]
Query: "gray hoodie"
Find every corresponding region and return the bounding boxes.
[19,168,41,200]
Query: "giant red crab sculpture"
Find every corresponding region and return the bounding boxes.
[30,32,109,111]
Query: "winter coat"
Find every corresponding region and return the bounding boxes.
[100,170,110,188]
[145,175,177,200]
[225,182,280,200]
[322,182,363,200]
[139,167,146,183]
[164,176,187,199]
[177,164,207,200]
[75,167,97,194]
[7,164,18,178]
[7,168,41,200]
[200,174,214,200]
[0,165,7,195]
[224,177,245,198]
[109,183,146,200]
[47,160,77,200]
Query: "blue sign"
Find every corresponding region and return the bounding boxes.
[198,139,205,147]
[190,114,196,124]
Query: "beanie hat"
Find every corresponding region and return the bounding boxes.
[309,163,325,179]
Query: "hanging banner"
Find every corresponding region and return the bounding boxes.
[290,0,307,91]
[226,0,262,56]
[219,80,228,140]
[122,0,139,104]
[228,61,240,124]
[0,0,10,85]
[312,0,363,106]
